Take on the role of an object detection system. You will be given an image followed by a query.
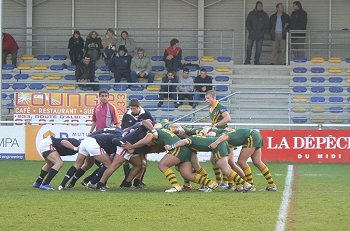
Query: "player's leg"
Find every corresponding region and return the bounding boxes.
[251,148,277,191]
[58,153,86,190]
[33,162,52,188]
[159,154,182,192]
[40,151,64,190]
[132,153,148,188]
[179,162,217,191]
[121,154,142,188]
[68,157,95,188]
[237,147,256,189]
[211,157,223,185]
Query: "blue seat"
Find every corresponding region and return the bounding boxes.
[2,93,7,99]
[14,74,30,80]
[328,77,343,83]
[12,83,27,90]
[9,93,14,99]
[311,86,325,93]
[52,55,67,60]
[329,96,344,102]
[161,104,176,111]
[152,66,165,72]
[293,86,307,93]
[216,85,228,91]
[145,95,159,100]
[215,76,229,82]
[99,84,111,90]
[50,65,64,71]
[217,56,232,62]
[348,97,350,102]
[292,116,308,123]
[2,74,12,79]
[310,96,325,102]
[183,65,198,72]
[200,66,214,72]
[348,87,350,93]
[216,95,228,101]
[99,65,110,71]
[292,76,307,82]
[128,95,143,100]
[130,85,144,91]
[98,75,113,81]
[311,67,325,73]
[151,56,164,61]
[2,64,15,70]
[144,104,158,111]
[293,67,307,73]
[184,56,199,62]
[67,65,76,71]
[36,54,51,60]
[329,106,343,113]
[329,86,343,93]
[2,83,10,89]
[113,85,128,91]
[345,57,350,63]
[64,74,76,80]
[310,77,325,82]
[293,57,307,62]
[5,101,14,108]
[29,83,44,90]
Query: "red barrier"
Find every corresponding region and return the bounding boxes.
[261,130,350,163]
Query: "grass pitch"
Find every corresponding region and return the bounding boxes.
[0,161,349,231]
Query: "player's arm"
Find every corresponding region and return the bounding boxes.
[90,121,96,133]
[140,119,155,132]
[164,139,190,151]
[123,133,154,149]
[60,140,79,152]
[214,111,231,127]
[208,134,229,149]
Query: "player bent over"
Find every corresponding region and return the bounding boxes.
[33,133,80,190]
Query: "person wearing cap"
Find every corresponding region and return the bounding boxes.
[116,30,136,56]
[2,32,19,67]
[163,38,182,72]
[193,68,212,108]
[108,45,133,84]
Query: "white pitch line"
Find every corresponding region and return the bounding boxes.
[275,165,294,231]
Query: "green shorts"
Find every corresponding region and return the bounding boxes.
[170,146,192,163]
[243,130,263,149]
[211,141,230,162]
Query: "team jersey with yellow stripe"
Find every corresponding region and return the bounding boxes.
[186,135,229,158]
[209,100,228,128]
[224,129,263,148]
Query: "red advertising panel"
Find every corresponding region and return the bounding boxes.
[261,130,350,163]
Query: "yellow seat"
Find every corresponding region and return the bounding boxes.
[328,67,342,73]
[311,118,325,123]
[330,119,344,124]
[200,56,215,62]
[46,84,60,90]
[346,77,350,83]
[17,64,32,70]
[346,68,350,73]
[292,106,307,113]
[328,57,342,63]
[292,96,308,102]
[31,74,45,80]
[178,105,193,110]
[215,66,231,72]
[48,74,63,80]
[310,57,324,63]
[311,106,326,113]
[63,85,76,90]
[154,74,163,82]
[147,85,161,91]
[34,64,49,70]
[20,55,34,60]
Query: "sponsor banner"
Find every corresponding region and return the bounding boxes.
[26,125,90,161]
[261,130,350,163]
[14,92,126,125]
[0,126,25,160]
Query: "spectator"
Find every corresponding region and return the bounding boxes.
[245,1,269,65]
[102,28,117,64]
[108,45,133,85]
[89,89,121,133]
[2,32,19,67]
[163,38,182,72]
[116,30,136,56]
[68,30,84,65]
[177,68,194,108]
[131,48,154,84]
[157,71,180,108]
[75,54,96,90]
[269,3,290,65]
[289,1,307,58]
[193,68,212,108]
[85,31,103,62]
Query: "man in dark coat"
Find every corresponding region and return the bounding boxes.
[289,1,308,58]
[108,45,133,84]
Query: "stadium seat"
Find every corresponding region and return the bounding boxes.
[144,104,158,111]
[346,68,350,73]
[215,76,230,82]
[98,75,113,81]
[328,67,342,73]
[292,86,307,93]
[311,86,325,93]
[99,65,110,71]
[152,66,165,72]
[177,117,192,122]
[329,86,343,93]
[310,57,324,63]
[36,54,51,60]
[200,56,215,62]
[217,56,232,62]
[9,93,14,99]
[216,85,228,91]
[145,95,159,100]
[329,96,344,102]
[63,85,76,90]
[52,55,67,60]
[12,83,27,90]
[311,67,325,73]
[184,56,199,62]
[328,77,343,83]
[292,116,308,123]
[311,106,326,113]
[17,64,32,70]
[151,56,164,61]
[310,76,325,83]
[330,119,344,124]
[113,85,128,91]
[200,66,214,72]
[348,87,350,93]
[161,104,176,111]
[29,83,44,90]
[183,65,198,72]
[130,85,144,91]
[48,74,62,80]
[2,64,15,70]
[310,96,325,102]
[64,74,76,80]
[5,101,14,108]
[329,106,343,113]
[20,54,34,60]
[154,75,163,82]
[293,57,307,62]
[46,84,60,90]
[328,57,342,63]
[50,65,64,71]
[293,67,307,73]
[216,95,228,101]
[2,93,7,99]
[128,94,143,100]
[215,66,231,72]
[32,74,45,81]
[2,74,12,80]
[346,77,350,83]
[98,84,111,90]
[292,106,307,113]
[67,65,76,71]
[292,96,308,102]
[311,118,325,123]
[147,85,161,91]
[14,74,30,80]
[2,83,10,89]
[34,64,49,71]
[345,57,350,63]
[292,76,307,82]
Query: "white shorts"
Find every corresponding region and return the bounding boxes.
[79,137,106,157]
[38,137,55,155]
[116,146,133,160]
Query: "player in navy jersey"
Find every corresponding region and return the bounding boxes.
[33,133,80,190]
